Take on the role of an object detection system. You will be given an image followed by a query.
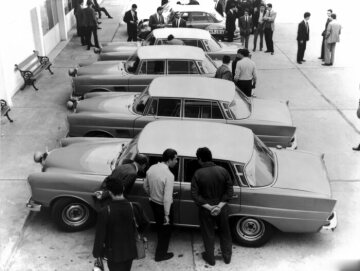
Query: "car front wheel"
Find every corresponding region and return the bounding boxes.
[231,216,273,247]
[51,198,96,232]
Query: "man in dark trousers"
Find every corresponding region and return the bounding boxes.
[191,147,234,266]
[143,149,178,262]
[149,7,165,31]
[239,9,253,49]
[215,55,233,81]
[226,5,237,42]
[252,4,266,51]
[319,9,332,60]
[123,4,138,42]
[234,48,257,97]
[296,12,311,64]
[232,48,242,79]
[74,0,86,45]
[83,0,99,50]
[92,0,112,19]
[172,12,186,27]
[263,3,277,55]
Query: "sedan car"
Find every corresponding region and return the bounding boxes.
[97,28,242,61]
[138,2,241,41]
[27,120,336,247]
[68,76,297,148]
[68,46,217,101]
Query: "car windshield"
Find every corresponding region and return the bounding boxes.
[209,11,223,22]
[115,134,140,167]
[229,89,251,119]
[133,88,150,114]
[245,136,275,187]
[125,53,140,74]
[203,37,221,52]
[197,55,217,74]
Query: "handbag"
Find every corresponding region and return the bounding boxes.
[130,203,147,259]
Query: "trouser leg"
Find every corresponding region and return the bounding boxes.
[264,28,270,50]
[227,30,234,42]
[330,43,336,64]
[216,205,232,259]
[92,27,99,48]
[320,37,325,58]
[259,29,264,50]
[199,208,216,263]
[324,42,331,64]
[100,7,111,18]
[236,80,252,97]
[253,28,258,50]
[85,27,91,48]
[107,260,133,271]
[244,35,249,49]
[269,30,274,52]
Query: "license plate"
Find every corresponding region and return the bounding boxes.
[209,29,224,35]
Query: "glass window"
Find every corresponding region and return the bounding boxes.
[157,99,181,117]
[126,54,140,74]
[229,89,251,119]
[147,98,158,115]
[189,12,208,22]
[205,13,215,23]
[139,60,165,74]
[168,60,199,74]
[197,55,217,74]
[40,0,59,35]
[64,0,75,14]
[133,88,150,114]
[203,37,222,52]
[142,35,156,46]
[184,100,223,119]
[140,156,179,180]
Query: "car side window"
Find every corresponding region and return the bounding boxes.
[157,98,181,117]
[141,155,179,181]
[147,98,158,115]
[140,60,165,75]
[168,60,199,74]
[205,13,215,23]
[184,100,224,119]
[183,158,236,185]
[190,12,208,23]
[183,39,199,48]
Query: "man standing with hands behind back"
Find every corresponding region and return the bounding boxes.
[296,12,311,64]
[191,147,234,266]
[123,4,138,42]
[144,148,178,262]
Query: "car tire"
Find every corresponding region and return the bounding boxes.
[231,216,273,247]
[51,198,96,232]
[85,131,113,138]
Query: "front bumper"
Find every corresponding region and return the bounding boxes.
[321,211,337,231]
[286,134,298,150]
[26,198,42,212]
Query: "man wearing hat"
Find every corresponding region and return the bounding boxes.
[234,49,257,97]
[172,12,187,27]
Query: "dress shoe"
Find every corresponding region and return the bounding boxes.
[322,63,332,66]
[301,59,306,62]
[223,255,231,264]
[271,52,274,55]
[201,252,215,266]
[353,144,360,151]
[253,49,256,52]
[264,50,270,53]
[297,61,302,64]
[86,47,91,50]
[108,16,113,19]
[260,48,262,51]
[97,27,102,29]
[155,252,174,262]
[318,57,324,59]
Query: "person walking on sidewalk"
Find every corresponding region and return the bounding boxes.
[123,4,139,42]
[143,148,178,262]
[93,0,113,19]
[322,13,341,66]
[191,147,234,266]
[83,0,100,50]
[263,3,276,55]
[296,12,311,64]
[74,0,86,45]
[234,49,257,97]
[253,4,266,51]
[319,9,332,60]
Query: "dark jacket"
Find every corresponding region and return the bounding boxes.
[239,15,253,36]
[215,1,224,16]
[232,57,240,78]
[191,162,234,206]
[109,163,138,195]
[93,200,149,262]
[226,10,237,32]
[253,9,266,28]
[123,10,138,31]
[297,20,309,41]
[149,13,165,31]
[82,6,97,27]
[172,18,187,27]
[215,64,233,81]
[322,18,331,36]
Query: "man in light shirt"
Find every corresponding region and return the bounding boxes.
[144,148,178,262]
[234,49,257,97]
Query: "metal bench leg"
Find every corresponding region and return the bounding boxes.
[47,65,54,75]
[5,111,13,122]
[31,79,38,91]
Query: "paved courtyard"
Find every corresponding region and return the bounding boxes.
[1,0,360,270]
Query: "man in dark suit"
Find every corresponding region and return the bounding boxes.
[226,5,237,42]
[214,0,224,16]
[83,0,99,50]
[149,7,166,31]
[239,9,253,49]
[123,4,138,41]
[296,12,311,64]
[319,9,332,60]
[172,12,186,27]
[252,4,266,51]
[92,0,112,19]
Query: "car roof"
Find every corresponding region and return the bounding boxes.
[137,120,254,163]
[172,4,218,13]
[137,45,206,60]
[152,28,211,40]
[148,76,235,102]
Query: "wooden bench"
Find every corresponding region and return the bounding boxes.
[14,50,54,91]
[0,99,13,122]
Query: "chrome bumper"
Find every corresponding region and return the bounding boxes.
[26,198,42,212]
[321,211,337,231]
[286,134,298,150]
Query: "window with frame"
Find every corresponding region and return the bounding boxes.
[139,155,179,180]
[157,98,181,117]
[168,60,199,74]
[147,98,158,115]
[139,60,165,75]
[184,100,223,119]
[189,12,208,22]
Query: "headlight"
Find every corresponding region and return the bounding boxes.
[68,68,78,77]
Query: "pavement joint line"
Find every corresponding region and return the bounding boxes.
[330,179,360,183]
[275,43,360,135]
[110,22,123,42]
[190,231,197,271]
[2,211,34,271]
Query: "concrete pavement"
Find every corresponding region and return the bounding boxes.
[1,0,360,270]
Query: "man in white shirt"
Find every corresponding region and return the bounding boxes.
[234,49,257,97]
[144,148,178,262]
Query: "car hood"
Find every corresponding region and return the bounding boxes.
[101,41,140,53]
[273,149,331,196]
[219,42,242,54]
[43,140,131,175]
[249,99,293,125]
[76,93,136,113]
[77,61,127,76]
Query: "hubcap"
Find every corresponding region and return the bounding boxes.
[237,217,265,241]
[62,203,89,227]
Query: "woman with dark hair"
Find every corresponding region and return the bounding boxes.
[93,180,149,271]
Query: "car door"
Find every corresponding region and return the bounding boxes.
[179,158,241,226]
[182,99,226,124]
[127,60,166,92]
